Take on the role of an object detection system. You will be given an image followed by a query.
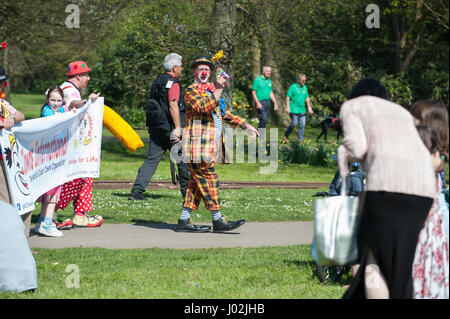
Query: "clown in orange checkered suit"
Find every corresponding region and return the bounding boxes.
[176,56,258,232]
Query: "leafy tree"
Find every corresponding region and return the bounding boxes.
[4,0,447,121]
[1,0,129,92]
[90,0,216,125]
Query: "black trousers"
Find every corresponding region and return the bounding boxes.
[131,130,190,199]
[343,191,433,299]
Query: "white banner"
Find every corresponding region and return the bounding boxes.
[0,98,104,215]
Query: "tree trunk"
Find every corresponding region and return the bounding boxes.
[261,0,289,127]
[250,33,261,118]
[391,0,425,74]
[213,0,236,108]
[3,45,10,99]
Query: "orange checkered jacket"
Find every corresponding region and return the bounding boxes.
[182,83,247,164]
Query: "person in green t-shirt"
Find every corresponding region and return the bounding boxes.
[251,66,279,134]
[284,73,314,142]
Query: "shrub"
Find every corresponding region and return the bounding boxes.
[116,105,147,128]
[380,73,414,108]
[279,140,338,166]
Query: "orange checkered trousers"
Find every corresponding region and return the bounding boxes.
[183,161,220,211]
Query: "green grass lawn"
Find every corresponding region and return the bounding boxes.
[0,246,350,299]
[100,140,337,182]
[31,187,327,224]
[21,187,340,300]
[8,93,44,119]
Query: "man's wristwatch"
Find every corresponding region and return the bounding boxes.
[10,113,16,123]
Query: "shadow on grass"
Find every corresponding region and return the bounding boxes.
[111,192,171,200]
[283,259,353,286]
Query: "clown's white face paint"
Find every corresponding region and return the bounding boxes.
[194,64,211,84]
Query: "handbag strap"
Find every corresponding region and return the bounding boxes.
[340,175,348,196]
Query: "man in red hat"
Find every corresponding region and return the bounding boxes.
[56,61,103,228]
[61,61,99,109]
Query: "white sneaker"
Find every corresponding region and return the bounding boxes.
[38,222,63,237]
[35,221,41,233]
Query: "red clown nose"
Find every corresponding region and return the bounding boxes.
[201,71,208,76]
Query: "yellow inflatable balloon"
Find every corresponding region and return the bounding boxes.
[103,105,144,153]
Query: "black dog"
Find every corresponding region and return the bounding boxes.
[312,117,343,142]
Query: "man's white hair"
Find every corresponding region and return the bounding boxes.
[163,53,183,72]
[298,73,306,81]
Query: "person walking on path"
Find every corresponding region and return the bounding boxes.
[251,66,278,138]
[57,60,103,228]
[129,53,190,201]
[339,78,435,299]
[284,73,314,143]
[177,56,258,233]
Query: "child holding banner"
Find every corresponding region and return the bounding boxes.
[35,86,73,237]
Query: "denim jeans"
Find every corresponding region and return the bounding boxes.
[284,113,306,141]
[257,100,271,129]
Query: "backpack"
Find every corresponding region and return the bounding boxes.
[146,98,171,132]
[145,73,185,133]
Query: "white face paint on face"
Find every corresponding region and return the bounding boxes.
[194,64,211,84]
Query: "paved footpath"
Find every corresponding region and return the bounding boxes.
[28,221,314,249]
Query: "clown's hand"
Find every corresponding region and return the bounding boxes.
[89,92,100,102]
[244,123,259,139]
[70,100,85,109]
[215,75,227,89]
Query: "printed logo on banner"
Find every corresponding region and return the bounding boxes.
[74,112,94,149]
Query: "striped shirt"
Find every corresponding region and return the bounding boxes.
[203,88,223,142]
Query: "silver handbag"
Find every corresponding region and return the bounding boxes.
[313,179,359,266]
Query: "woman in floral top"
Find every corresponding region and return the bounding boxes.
[411,100,449,299]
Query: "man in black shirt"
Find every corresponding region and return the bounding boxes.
[129,53,190,201]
